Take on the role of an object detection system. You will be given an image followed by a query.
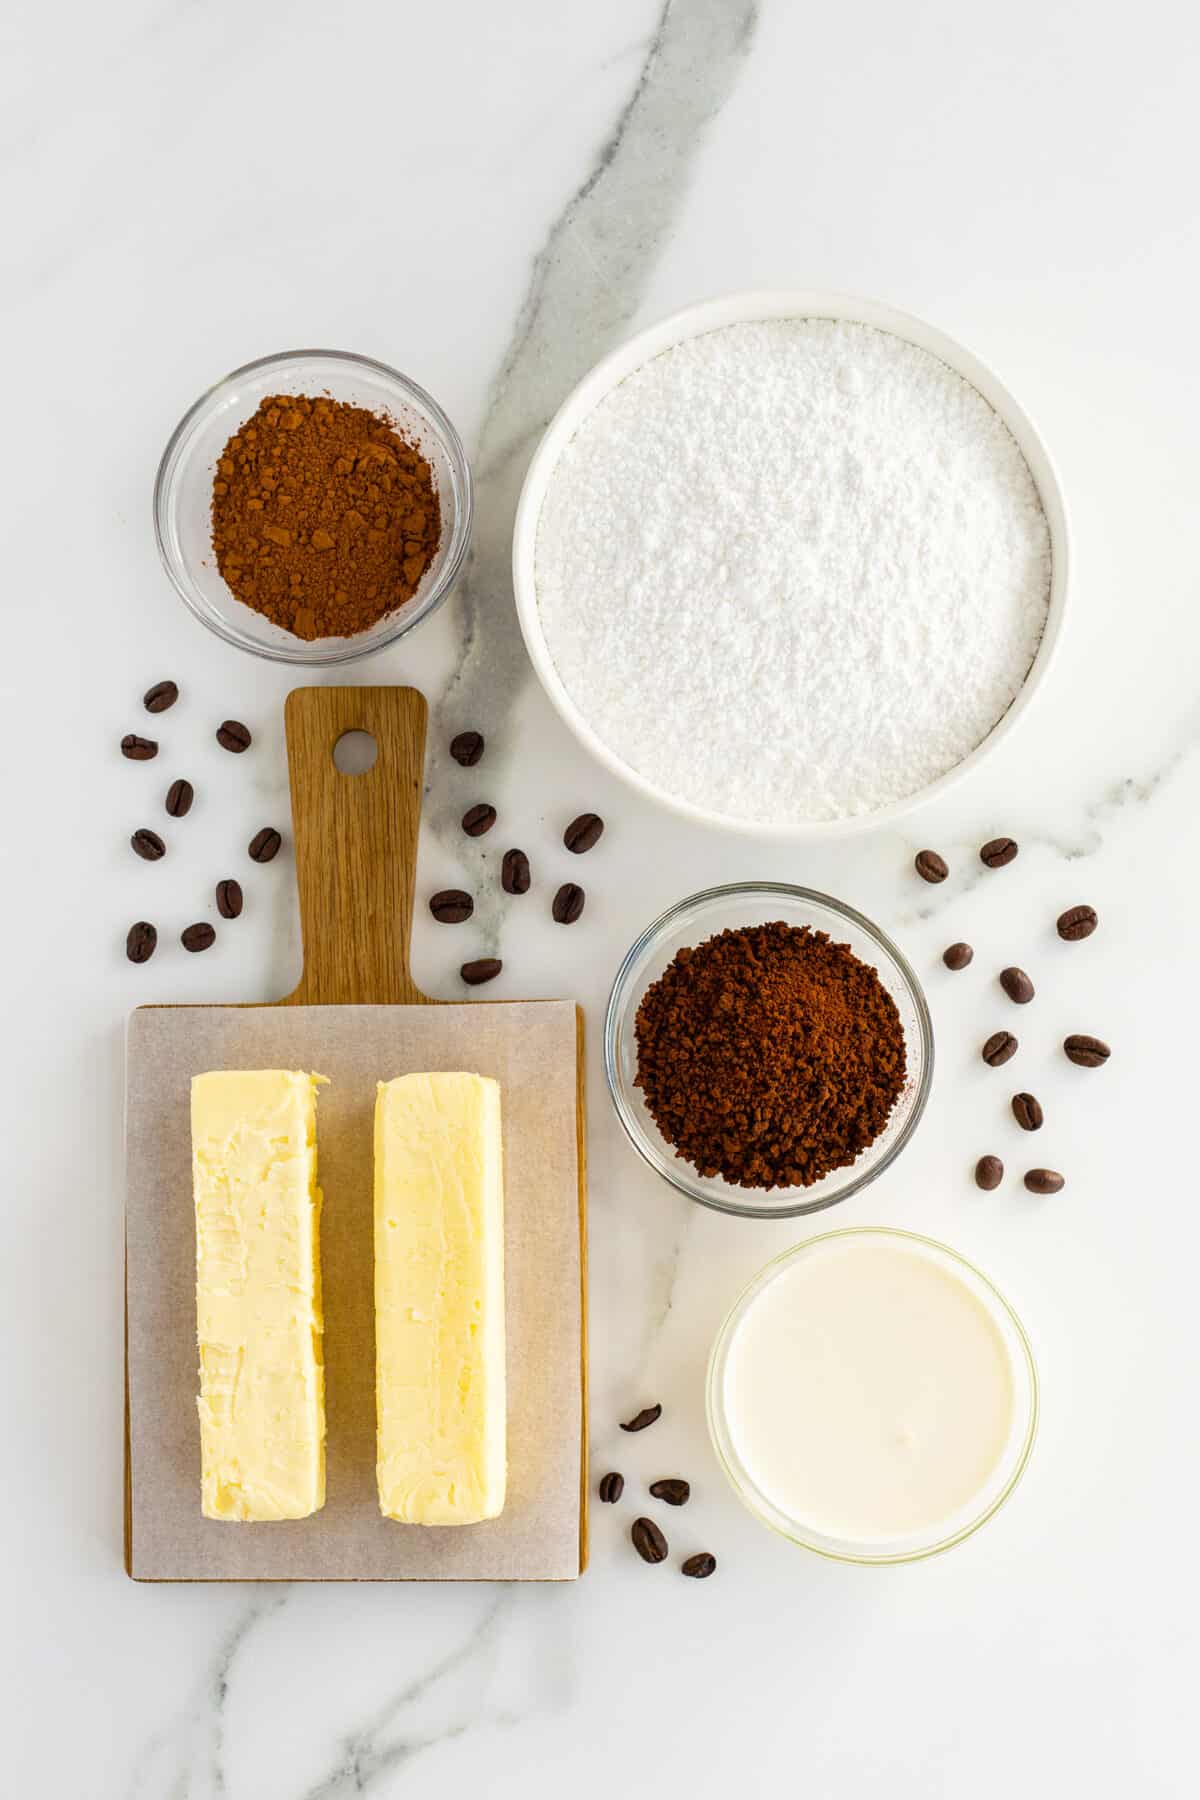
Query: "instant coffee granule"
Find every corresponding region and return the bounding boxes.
[634,922,907,1190]
[211,395,441,640]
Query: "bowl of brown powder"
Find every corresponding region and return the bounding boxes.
[155,349,472,663]
[604,883,933,1218]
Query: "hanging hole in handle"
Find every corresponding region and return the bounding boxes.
[333,730,378,776]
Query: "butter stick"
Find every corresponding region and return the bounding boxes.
[192,1070,327,1522]
[374,1072,506,1524]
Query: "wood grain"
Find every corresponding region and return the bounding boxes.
[284,687,429,1006]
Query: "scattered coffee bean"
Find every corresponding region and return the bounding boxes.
[449,730,484,767]
[1057,904,1098,942]
[216,719,252,753]
[131,828,165,862]
[975,1154,1004,1191]
[980,836,1019,868]
[216,879,243,920]
[631,1517,668,1565]
[1011,1092,1044,1132]
[121,734,158,761]
[999,966,1035,1005]
[143,680,178,714]
[943,942,973,971]
[165,778,194,818]
[564,812,604,854]
[648,1478,690,1506]
[681,1553,717,1580]
[1024,1168,1064,1195]
[181,922,216,953]
[914,848,948,883]
[248,827,282,864]
[598,1472,624,1504]
[462,803,496,838]
[553,882,585,924]
[126,921,157,964]
[982,1030,1019,1067]
[430,889,474,924]
[620,1404,662,1433]
[501,848,531,895]
[1064,1034,1111,1068]
[460,958,503,986]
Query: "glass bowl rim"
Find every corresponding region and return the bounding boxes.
[705,1225,1040,1564]
[602,880,934,1219]
[152,346,474,666]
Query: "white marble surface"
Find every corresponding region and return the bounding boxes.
[4,1,1198,1792]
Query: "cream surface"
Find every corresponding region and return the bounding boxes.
[724,1236,1016,1544]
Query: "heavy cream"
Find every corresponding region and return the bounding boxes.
[721,1234,1019,1547]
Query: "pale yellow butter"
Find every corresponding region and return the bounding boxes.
[374,1072,506,1524]
[192,1070,327,1522]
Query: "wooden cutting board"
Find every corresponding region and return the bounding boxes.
[124,686,587,1581]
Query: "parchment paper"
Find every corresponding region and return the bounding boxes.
[125,1002,583,1581]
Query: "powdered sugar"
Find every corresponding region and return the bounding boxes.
[534,319,1051,823]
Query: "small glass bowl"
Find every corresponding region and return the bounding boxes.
[603,883,933,1219]
[153,348,473,664]
[706,1228,1039,1563]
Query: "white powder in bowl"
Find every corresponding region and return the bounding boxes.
[534,319,1052,823]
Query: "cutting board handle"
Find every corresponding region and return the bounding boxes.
[283,686,430,1006]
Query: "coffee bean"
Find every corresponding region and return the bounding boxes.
[181,922,216,953]
[620,1404,661,1433]
[126,920,157,964]
[598,1472,624,1504]
[999,966,1035,1005]
[216,719,251,753]
[681,1553,717,1579]
[461,803,496,838]
[121,734,157,761]
[460,958,502,986]
[1064,1033,1111,1068]
[430,889,474,924]
[248,827,282,864]
[914,848,948,883]
[975,1155,1004,1190]
[501,848,531,895]
[1011,1092,1044,1131]
[553,882,585,924]
[131,828,165,862]
[143,680,178,714]
[982,1030,1019,1067]
[1057,904,1098,942]
[449,730,484,767]
[216,879,243,920]
[165,778,194,818]
[564,812,604,854]
[1024,1168,1064,1195]
[648,1478,690,1506]
[631,1517,668,1565]
[980,836,1019,868]
[943,942,973,970]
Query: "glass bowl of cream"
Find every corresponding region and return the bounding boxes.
[706,1228,1038,1563]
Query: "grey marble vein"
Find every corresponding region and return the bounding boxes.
[428,0,760,947]
[124,1590,290,1800]
[298,1593,513,1799]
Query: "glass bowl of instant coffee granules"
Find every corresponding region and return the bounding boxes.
[155,349,472,663]
[604,883,933,1218]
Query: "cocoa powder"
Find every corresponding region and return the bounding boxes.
[634,921,907,1190]
[211,394,441,640]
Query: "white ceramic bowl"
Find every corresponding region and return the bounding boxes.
[512,289,1069,839]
